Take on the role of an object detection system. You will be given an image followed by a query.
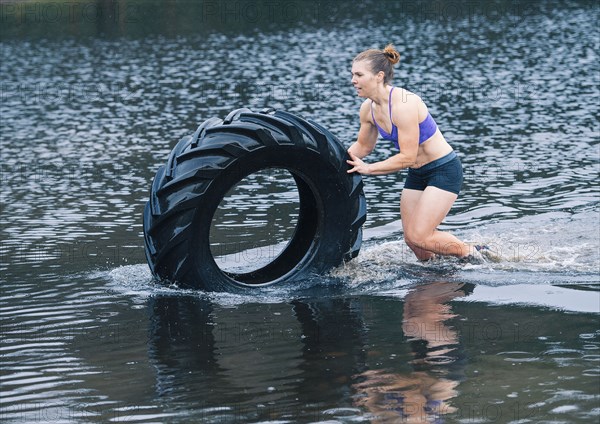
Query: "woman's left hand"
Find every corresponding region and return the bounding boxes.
[347,151,373,175]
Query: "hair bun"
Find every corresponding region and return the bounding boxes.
[382,44,400,65]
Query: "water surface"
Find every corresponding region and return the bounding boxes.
[1,1,598,422]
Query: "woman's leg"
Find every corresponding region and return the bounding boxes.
[400,189,437,260]
[401,186,469,258]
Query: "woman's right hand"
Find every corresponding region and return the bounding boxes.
[347,151,373,175]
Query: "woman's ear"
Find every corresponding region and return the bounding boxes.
[377,71,385,83]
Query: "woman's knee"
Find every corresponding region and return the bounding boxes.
[404,227,432,248]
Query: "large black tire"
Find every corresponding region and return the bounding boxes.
[143,108,366,291]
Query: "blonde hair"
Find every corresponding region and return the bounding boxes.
[353,44,400,84]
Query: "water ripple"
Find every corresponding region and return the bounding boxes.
[0,2,598,423]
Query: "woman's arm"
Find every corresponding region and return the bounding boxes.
[347,95,419,175]
[347,100,379,159]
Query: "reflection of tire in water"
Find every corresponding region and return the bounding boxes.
[143,108,367,291]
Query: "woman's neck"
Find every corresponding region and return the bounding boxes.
[370,84,393,106]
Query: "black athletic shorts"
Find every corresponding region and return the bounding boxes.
[404,151,463,195]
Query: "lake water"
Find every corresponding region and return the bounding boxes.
[1,1,599,423]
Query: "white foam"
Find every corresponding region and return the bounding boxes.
[105,264,188,299]
[103,264,298,307]
[359,210,600,274]
[100,211,599,310]
[330,240,413,287]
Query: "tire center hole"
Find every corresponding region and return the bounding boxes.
[209,168,300,274]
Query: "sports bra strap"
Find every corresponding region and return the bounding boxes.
[387,86,394,119]
[371,86,396,134]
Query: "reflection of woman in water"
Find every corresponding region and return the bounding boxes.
[353,282,473,423]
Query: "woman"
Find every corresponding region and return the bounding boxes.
[347,44,481,262]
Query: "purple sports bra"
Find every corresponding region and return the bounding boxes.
[371,87,439,150]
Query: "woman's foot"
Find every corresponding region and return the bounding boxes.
[460,243,500,264]
[418,254,438,264]
[458,251,485,264]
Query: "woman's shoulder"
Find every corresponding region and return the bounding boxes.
[392,87,423,109]
[359,98,372,111]
[391,87,431,121]
[358,99,373,119]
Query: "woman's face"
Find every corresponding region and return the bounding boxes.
[351,60,382,98]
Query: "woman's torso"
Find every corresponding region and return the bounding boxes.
[370,86,453,168]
